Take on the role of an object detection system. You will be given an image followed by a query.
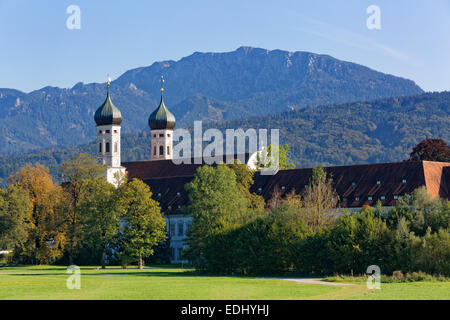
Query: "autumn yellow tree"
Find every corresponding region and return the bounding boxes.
[10,164,66,264]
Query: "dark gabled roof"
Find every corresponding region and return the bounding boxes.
[123,153,252,180]
[94,89,122,126]
[123,160,450,215]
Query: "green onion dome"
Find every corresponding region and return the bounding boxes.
[148,90,176,130]
[94,86,122,126]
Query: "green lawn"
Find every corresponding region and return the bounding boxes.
[0,266,448,300]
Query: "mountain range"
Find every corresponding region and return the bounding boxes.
[0,46,423,156]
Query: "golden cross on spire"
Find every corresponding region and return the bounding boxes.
[107,74,111,87]
[160,76,165,93]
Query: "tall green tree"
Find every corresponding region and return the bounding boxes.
[185,164,250,269]
[118,179,166,269]
[227,162,265,212]
[0,185,31,253]
[79,179,121,269]
[59,153,105,264]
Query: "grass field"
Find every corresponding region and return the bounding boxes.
[0,266,448,300]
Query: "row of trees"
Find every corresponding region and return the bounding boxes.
[0,154,166,268]
[184,163,450,276]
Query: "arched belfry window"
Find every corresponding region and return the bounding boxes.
[114,142,118,153]
[99,143,102,153]
[106,142,110,153]
[167,146,170,155]
[159,145,164,156]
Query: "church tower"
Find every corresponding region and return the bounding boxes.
[94,77,126,185]
[148,77,176,161]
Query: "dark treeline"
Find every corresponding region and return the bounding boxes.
[184,164,450,276]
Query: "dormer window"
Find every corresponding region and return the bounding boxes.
[381,196,386,200]
[304,185,308,189]
[355,197,360,201]
[258,187,262,192]
[368,196,373,201]
[402,179,407,184]
[376,181,381,185]
[281,186,286,190]
[394,195,398,200]
[352,182,356,187]
[158,193,161,197]
[176,192,180,196]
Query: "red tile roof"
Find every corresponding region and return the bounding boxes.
[123,160,450,215]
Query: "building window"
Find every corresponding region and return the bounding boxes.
[281,186,286,190]
[368,196,373,201]
[99,143,102,153]
[114,130,118,134]
[99,130,102,134]
[381,196,386,200]
[402,179,407,184]
[167,134,171,137]
[167,146,170,155]
[376,181,381,185]
[178,223,184,237]
[170,224,175,237]
[394,195,398,200]
[153,134,156,138]
[106,130,110,134]
[355,197,360,201]
[159,133,164,137]
[153,146,156,155]
[114,142,118,153]
[106,142,110,153]
[159,145,164,155]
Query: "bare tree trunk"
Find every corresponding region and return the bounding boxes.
[101,247,106,269]
[138,254,144,269]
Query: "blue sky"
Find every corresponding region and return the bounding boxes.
[1,0,449,92]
